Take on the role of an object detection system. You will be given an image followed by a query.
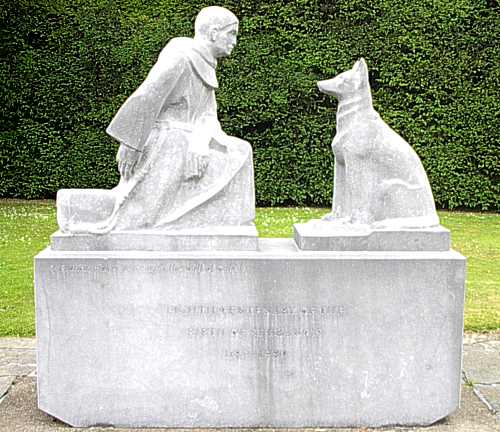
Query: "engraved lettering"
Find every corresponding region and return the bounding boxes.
[224,350,287,359]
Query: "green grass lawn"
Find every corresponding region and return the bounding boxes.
[0,199,498,336]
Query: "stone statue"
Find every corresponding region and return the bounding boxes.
[319,58,439,229]
[57,6,254,234]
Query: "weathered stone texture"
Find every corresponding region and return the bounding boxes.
[35,239,465,428]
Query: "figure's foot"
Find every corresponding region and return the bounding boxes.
[321,213,349,224]
[319,213,371,232]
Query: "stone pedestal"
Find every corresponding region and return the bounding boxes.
[35,239,466,428]
[294,220,450,251]
[51,225,259,251]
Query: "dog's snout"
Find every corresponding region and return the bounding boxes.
[317,80,327,93]
[318,79,335,96]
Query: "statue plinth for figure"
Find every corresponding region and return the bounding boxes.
[54,9,256,251]
[51,225,258,251]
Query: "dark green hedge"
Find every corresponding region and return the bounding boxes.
[1,0,499,209]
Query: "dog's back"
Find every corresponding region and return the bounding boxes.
[318,59,438,228]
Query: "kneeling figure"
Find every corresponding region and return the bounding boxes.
[58,6,254,234]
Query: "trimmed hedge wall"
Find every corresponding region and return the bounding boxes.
[1,0,499,209]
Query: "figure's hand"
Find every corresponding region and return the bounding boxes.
[116,143,142,180]
[184,152,209,180]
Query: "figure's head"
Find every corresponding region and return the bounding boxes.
[194,6,239,58]
[318,58,370,98]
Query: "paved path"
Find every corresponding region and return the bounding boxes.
[0,338,36,406]
[462,332,500,419]
[0,333,498,431]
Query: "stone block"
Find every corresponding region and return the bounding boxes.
[35,239,465,428]
[294,220,450,251]
[51,225,259,251]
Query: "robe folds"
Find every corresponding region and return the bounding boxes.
[59,37,254,233]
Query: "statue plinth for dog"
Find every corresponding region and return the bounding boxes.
[295,58,450,251]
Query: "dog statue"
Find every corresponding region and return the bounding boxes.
[318,58,439,229]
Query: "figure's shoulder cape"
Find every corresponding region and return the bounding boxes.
[106,37,217,150]
[159,37,218,89]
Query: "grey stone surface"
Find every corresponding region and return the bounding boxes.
[57,6,255,235]
[35,239,466,428]
[294,221,450,251]
[51,225,259,251]
[3,377,500,432]
[0,336,498,431]
[462,340,500,384]
[317,58,439,230]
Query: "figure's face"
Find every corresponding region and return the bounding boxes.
[211,23,238,58]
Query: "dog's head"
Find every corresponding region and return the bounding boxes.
[318,58,369,98]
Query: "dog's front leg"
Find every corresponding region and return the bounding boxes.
[347,154,374,225]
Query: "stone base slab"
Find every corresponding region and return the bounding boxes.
[294,220,450,251]
[51,225,259,251]
[35,239,466,428]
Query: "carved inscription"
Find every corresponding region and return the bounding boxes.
[47,262,348,361]
[167,303,347,361]
[187,327,323,338]
[49,262,247,275]
[165,304,345,316]
[224,350,287,359]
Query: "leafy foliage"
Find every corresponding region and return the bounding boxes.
[1,0,499,209]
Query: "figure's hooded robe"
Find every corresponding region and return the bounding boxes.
[61,38,254,233]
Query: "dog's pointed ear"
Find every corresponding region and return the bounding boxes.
[355,58,368,74]
[354,57,369,85]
